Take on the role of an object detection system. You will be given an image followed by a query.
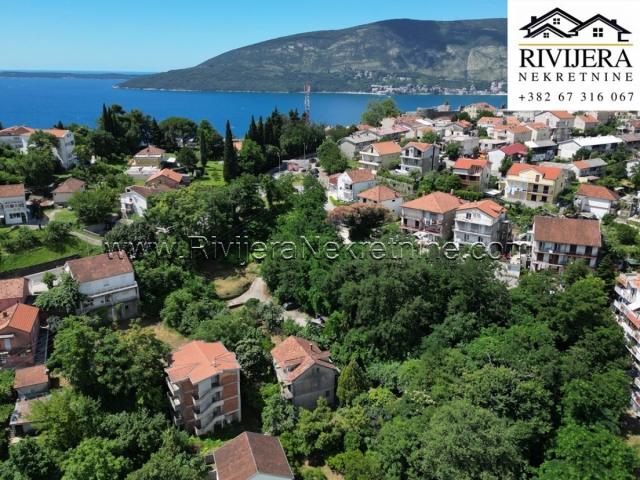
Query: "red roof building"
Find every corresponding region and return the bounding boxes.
[0,304,40,368]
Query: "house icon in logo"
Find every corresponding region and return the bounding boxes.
[521,8,631,42]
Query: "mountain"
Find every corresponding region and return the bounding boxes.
[119,18,507,93]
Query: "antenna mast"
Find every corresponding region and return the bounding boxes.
[303,83,311,123]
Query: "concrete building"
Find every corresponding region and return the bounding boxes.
[574,184,619,219]
[335,169,376,202]
[0,278,28,312]
[399,142,440,176]
[338,131,381,159]
[531,216,601,271]
[358,141,401,170]
[454,199,511,249]
[557,136,624,160]
[503,164,566,206]
[13,365,49,399]
[65,252,139,319]
[0,184,27,225]
[442,135,480,157]
[271,336,338,409]
[120,185,171,218]
[0,126,77,169]
[131,145,168,167]
[166,340,242,436]
[452,158,491,190]
[571,158,607,179]
[534,111,575,143]
[52,178,85,205]
[357,185,404,216]
[0,304,40,368]
[400,192,464,241]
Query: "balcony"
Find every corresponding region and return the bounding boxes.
[194,399,224,421]
[616,286,634,303]
[167,392,181,410]
[401,220,443,235]
[166,378,180,396]
[192,383,222,405]
[194,413,227,436]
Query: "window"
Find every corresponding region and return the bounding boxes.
[593,27,604,38]
[553,17,560,25]
[543,32,550,38]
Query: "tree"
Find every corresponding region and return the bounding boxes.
[262,392,298,435]
[573,147,593,160]
[361,99,401,126]
[62,438,131,480]
[176,147,197,172]
[537,425,640,480]
[444,142,461,161]
[42,271,57,289]
[238,138,266,175]
[317,138,348,174]
[69,186,117,225]
[34,273,82,316]
[500,155,513,176]
[329,204,392,241]
[337,359,369,407]
[421,131,440,144]
[158,117,197,150]
[223,121,239,182]
[5,437,61,480]
[235,334,272,383]
[43,220,71,244]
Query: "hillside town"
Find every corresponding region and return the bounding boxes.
[1,98,640,479]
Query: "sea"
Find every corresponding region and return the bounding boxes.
[0,76,507,135]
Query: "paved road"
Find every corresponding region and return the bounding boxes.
[227,277,270,308]
[71,230,102,247]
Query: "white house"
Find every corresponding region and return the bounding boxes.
[454,199,511,249]
[358,141,401,170]
[357,185,404,216]
[338,131,381,159]
[0,126,77,169]
[570,158,607,179]
[336,169,377,202]
[0,184,28,225]
[399,142,441,176]
[64,252,139,319]
[557,136,624,160]
[443,135,479,157]
[574,184,619,219]
[120,185,171,218]
[534,111,575,143]
[52,178,85,205]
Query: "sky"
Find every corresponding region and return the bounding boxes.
[1,0,506,72]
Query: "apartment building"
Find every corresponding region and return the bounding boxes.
[452,158,491,190]
[454,200,510,249]
[335,169,377,202]
[166,340,241,436]
[558,136,624,160]
[0,126,77,168]
[0,303,40,368]
[531,216,601,271]
[271,336,338,409]
[534,111,575,142]
[399,142,441,176]
[613,273,640,416]
[503,164,566,207]
[574,184,619,219]
[358,141,401,170]
[400,192,464,241]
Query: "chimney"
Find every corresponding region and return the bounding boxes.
[611,19,618,24]
[531,16,537,23]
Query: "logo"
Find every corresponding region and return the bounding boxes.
[508,0,640,110]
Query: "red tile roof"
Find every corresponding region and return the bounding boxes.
[454,158,488,170]
[0,304,39,333]
[534,216,601,247]
[146,168,184,185]
[357,185,401,202]
[456,199,506,219]
[576,184,620,202]
[508,126,531,134]
[0,278,28,302]
[66,252,134,283]
[127,184,172,199]
[213,432,293,480]
[501,143,529,156]
[369,141,401,155]
[134,145,165,157]
[403,142,432,152]
[52,178,85,194]
[14,365,48,390]
[42,128,69,139]
[477,117,504,126]
[507,163,562,181]
[0,184,25,198]
[578,115,598,124]
[271,336,336,383]
[401,192,464,214]
[344,169,375,184]
[166,340,240,385]
[549,111,575,120]
[0,126,35,137]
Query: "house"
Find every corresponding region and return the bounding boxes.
[503,164,566,206]
[531,216,601,271]
[442,135,479,157]
[64,252,139,319]
[525,140,557,162]
[534,111,575,142]
[0,278,28,311]
[463,102,497,119]
[212,432,293,480]
[525,123,552,142]
[454,200,511,249]
[120,185,171,218]
[569,14,631,43]
[506,126,533,145]
[520,8,582,39]
[145,168,187,189]
[52,178,85,205]
[338,131,381,159]
[477,117,505,130]
[487,144,529,176]
[480,138,508,154]
[0,184,28,225]
[400,192,464,241]
[557,136,624,160]
[131,145,168,167]
[620,134,640,150]
[574,115,600,133]
[357,185,404,215]
[452,158,491,190]
[399,142,441,176]
[574,184,619,219]
[613,272,640,415]
[271,336,338,409]
[571,158,607,179]
[0,303,40,367]
[370,125,410,141]
[335,169,377,202]
[358,141,401,170]
[166,340,241,436]
[0,126,77,168]
[14,365,49,399]
[10,396,49,437]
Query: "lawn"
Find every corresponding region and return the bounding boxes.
[142,321,190,350]
[48,208,79,225]
[0,232,101,272]
[192,161,225,187]
[207,263,258,300]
